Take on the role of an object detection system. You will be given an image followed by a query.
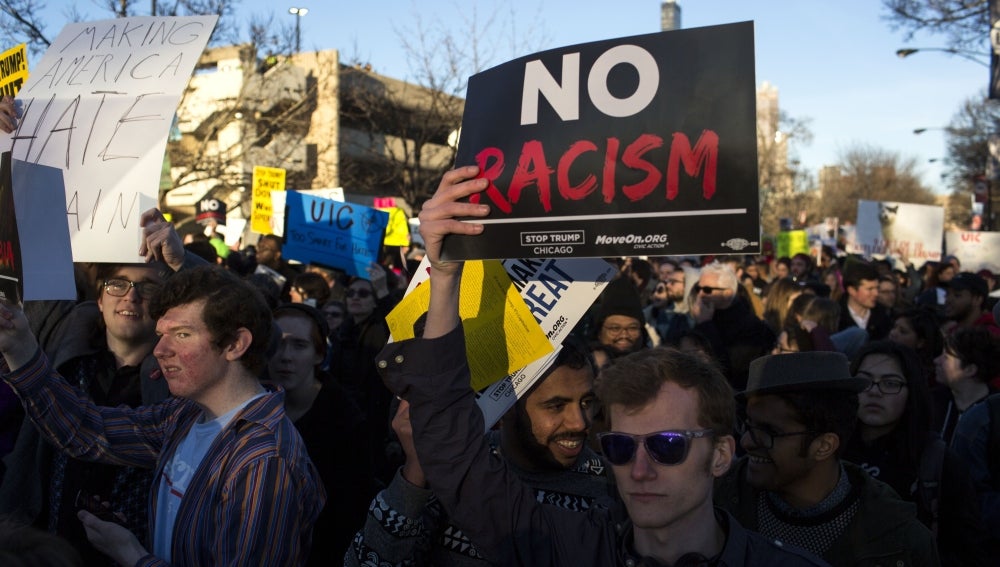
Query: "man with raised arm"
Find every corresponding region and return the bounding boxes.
[372,166,828,566]
[0,265,324,566]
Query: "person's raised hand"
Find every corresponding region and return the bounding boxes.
[0,96,18,134]
[367,262,389,299]
[0,300,37,370]
[139,208,186,271]
[417,165,490,276]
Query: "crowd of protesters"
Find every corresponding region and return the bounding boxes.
[1,163,1000,564]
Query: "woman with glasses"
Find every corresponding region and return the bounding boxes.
[844,341,993,567]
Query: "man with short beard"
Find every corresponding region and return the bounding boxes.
[347,339,617,566]
[367,166,827,567]
[942,272,1000,336]
[644,268,692,345]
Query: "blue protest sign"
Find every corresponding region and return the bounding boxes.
[282,191,389,277]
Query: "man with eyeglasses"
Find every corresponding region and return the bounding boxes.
[372,166,828,566]
[691,261,775,391]
[0,208,208,564]
[716,351,939,566]
[593,277,649,357]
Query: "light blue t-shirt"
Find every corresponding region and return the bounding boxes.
[153,394,264,562]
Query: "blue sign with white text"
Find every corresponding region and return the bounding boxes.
[282,191,389,278]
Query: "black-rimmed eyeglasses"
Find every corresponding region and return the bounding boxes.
[737,419,813,449]
[860,378,906,395]
[102,278,160,299]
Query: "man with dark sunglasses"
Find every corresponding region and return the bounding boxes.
[691,261,774,391]
[0,208,208,564]
[716,351,940,566]
[373,166,828,566]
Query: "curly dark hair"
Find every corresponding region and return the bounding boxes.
[150,266,272,377]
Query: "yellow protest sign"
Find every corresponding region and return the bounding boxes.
[0,43,27,97]
[250,166,286,234]
[380,207,410,247]
[386,259,553,391]
[776,230,809,259]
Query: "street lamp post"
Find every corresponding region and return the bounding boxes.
[289,7,308,53]
[896,47,989,67]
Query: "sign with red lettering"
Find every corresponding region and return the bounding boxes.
[847,200,944,268]
[945,230,1000,273]
[441,22,759,260]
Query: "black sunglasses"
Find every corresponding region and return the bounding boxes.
[345,288,372,299]
[692,284,727,295]
[598,429,714,466]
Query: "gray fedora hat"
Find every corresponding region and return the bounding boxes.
[739,351,869,399]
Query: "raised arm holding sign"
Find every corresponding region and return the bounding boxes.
[375,162,826,566]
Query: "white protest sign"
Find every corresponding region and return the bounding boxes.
[847,200,944,268]
[1,16,218,262]
[945,231,1000,273]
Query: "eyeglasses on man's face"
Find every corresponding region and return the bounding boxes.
[737,418,813,450]
[102,278,161,299]
[598,429,714,466]
[602,324,641,336]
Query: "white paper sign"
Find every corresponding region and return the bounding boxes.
[1,16,218,262]
[847,200,944,268]
[945,231,1000,273]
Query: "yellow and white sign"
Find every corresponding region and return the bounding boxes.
[250,166,286,234]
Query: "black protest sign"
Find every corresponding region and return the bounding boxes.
[0,152,22,303]
[441,22,759,260]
